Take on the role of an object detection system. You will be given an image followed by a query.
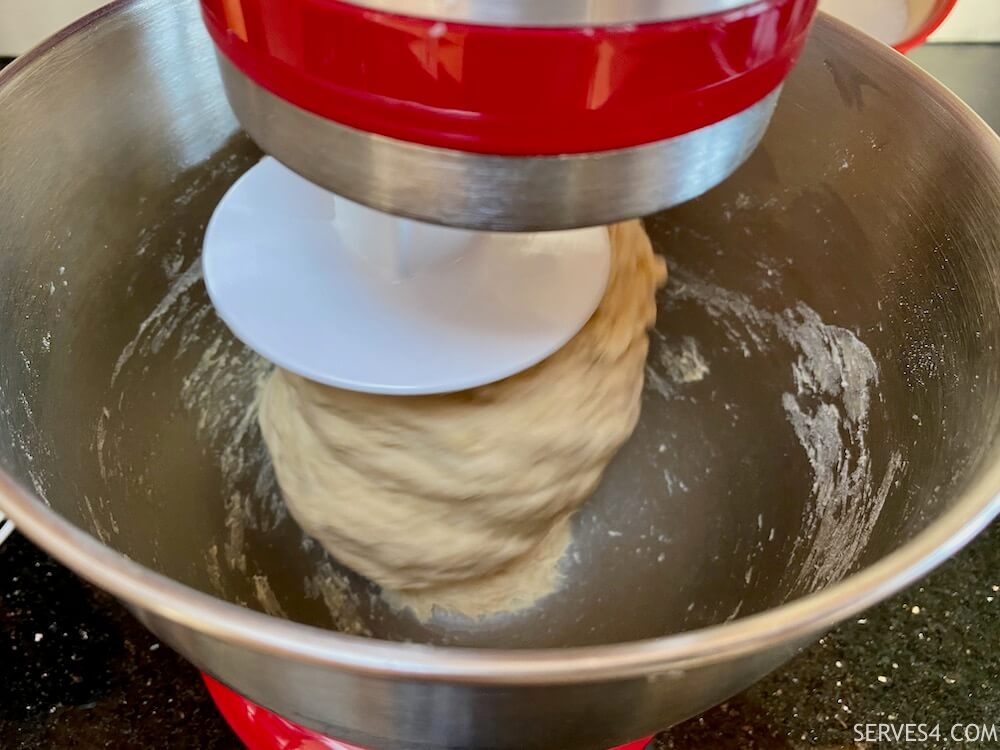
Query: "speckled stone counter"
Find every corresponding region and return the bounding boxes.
[1,44,998,750]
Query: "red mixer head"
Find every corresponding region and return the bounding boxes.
[199,0,818,230]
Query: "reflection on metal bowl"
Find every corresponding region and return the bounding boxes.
[0,3,999,750]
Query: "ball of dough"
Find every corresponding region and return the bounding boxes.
[258,220,666,593]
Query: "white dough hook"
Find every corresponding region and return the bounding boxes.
[202,157,612,395]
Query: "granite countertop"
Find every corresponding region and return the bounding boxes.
[1,44,999,750]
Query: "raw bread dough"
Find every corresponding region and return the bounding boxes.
[258,220,666,615]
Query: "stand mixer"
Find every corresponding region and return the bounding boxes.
[198,0,827,744]
[195,0,817,745]
[7,1,1000,750]
[191,0,823,744]
[200,0,817,395]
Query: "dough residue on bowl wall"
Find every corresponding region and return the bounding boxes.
[663,267,905,592]
[101,254,372,634]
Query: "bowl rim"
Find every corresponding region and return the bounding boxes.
[1,2,1000,686]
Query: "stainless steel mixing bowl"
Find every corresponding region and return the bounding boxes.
[1,2,999,749]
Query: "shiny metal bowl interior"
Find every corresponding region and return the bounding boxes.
[1,2,1000,749]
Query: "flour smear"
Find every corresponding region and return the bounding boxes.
[664,268,904,591]
[101,257,370,634]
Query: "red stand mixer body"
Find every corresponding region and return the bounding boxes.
[200,0,817,230]
[196,0,817,746]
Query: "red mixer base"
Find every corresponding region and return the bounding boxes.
[203,674,653,750]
